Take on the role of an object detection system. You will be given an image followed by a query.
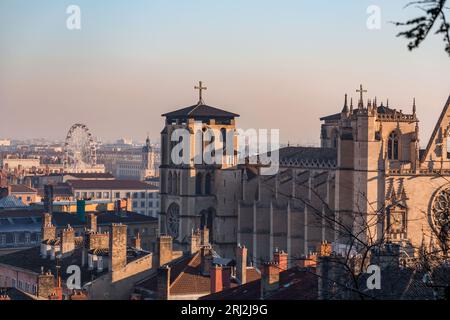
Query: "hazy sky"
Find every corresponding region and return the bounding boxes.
[0,0,449,146]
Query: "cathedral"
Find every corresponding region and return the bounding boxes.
[159,83,450,266]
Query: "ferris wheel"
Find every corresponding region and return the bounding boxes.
[64,123,97,171]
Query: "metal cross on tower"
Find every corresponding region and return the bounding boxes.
[356,84,367,108]
[194,81,207,104]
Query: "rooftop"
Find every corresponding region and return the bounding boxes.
[67,179,157,190]
[10,185,36,194]
[279,146,337,163]
[201,267,318,300]
[0,288,36,300]
[64,172,115,179]
[0,209,158,231]
[162,104,239,120]
[136,251,260,297]
[0,245,150,285]
[0,196,27,209]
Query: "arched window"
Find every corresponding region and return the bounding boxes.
[388,132,399,160]
[196,173,203,195]
[167,172,172,194]
[205,173,212,195]
[221,128,227,155]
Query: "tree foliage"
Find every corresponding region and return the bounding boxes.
[394,0,450,56]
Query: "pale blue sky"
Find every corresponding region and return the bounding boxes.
[0,0,449,145]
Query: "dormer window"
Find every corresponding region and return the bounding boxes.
[388,132,399,160]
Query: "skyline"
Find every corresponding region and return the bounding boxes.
[0,0,449,145]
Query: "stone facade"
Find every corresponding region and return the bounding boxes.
[160,93,450,265]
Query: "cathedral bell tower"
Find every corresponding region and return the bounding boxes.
[159,82,240,253]
[142,135,155,176]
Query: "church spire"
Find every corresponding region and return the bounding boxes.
[413,98,417,115]
[341,93,349,114]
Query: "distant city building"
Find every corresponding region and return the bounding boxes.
[1,158,40,171]
[116,138,133,146]
[115,137,159,180]
[97,136,160,181]
[68,179,160,218]
[9,185,38,205]
[0,140,11,147]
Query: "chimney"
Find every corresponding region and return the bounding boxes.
[109,224,127,272]
[82,232,109,267]
[210,264,223,293]
[319,241,332,257]
[158,235,173,267]
[200,226,210,246]
[87,213,97,233]
[236,244,247,284]
[37,271,55,299]
[298,253,318,268]
[274,249,288,271]
[41,213,56,241]
[201,245,213,275]
[260,262,280,299]
[157,265,171,300]
[69,291,88,300]
[54,263,63,300]
[131,233,142,250]
[222,266,232,290]
[189,229,201,254]
[61,225,75,257]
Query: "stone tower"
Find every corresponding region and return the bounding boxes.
[142,135,156,178]
[159,82,241,255]
[331,87,419,247]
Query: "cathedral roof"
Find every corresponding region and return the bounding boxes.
[320,113,341,121]
[162,104,239,119]
[376,105,402,115]
[279,146,337,163]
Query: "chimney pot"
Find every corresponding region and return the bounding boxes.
[236,245,247,284]
[211,264,223,293]
[274,250,288,271]
[260,261,280,299]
